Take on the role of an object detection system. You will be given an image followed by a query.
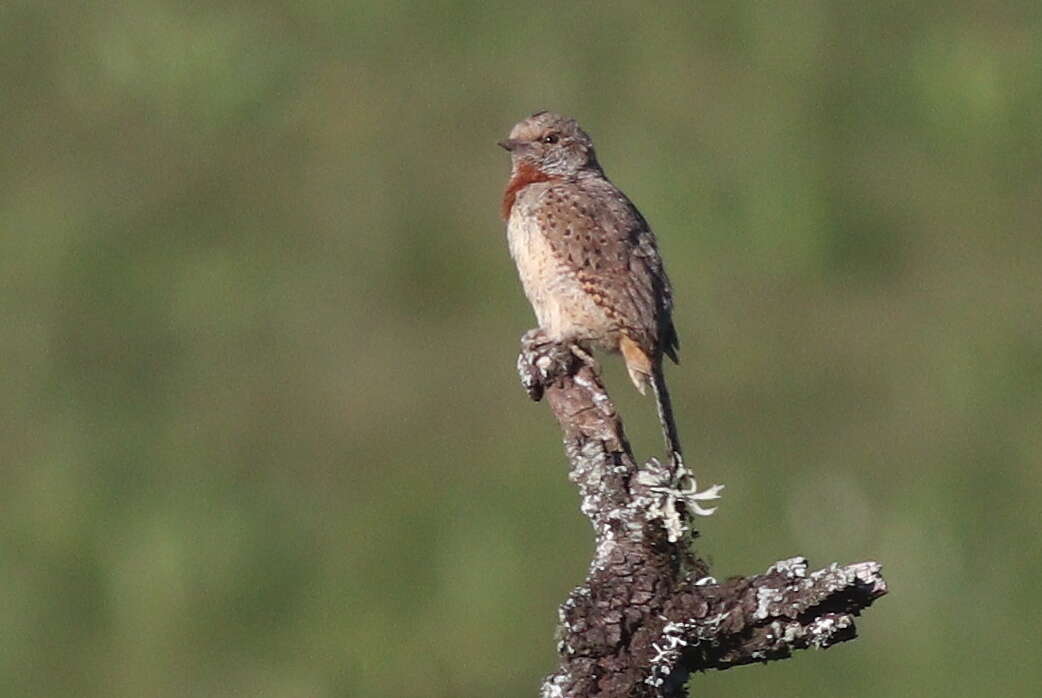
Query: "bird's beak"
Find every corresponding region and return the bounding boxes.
[498,138,526,152]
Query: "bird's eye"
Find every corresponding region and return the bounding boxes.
[542,133,559,144]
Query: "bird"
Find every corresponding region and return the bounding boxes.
[499,111,685,467]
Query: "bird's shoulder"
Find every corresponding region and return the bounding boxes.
[517,178,649,265]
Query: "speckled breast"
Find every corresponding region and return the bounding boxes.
[507,185,617,349]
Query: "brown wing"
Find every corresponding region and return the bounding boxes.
[536,178,678,363]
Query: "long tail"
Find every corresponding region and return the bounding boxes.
[650,362,683,467]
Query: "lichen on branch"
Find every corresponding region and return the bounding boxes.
[516,332,887,698]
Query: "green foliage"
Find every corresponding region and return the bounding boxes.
[2,1,1040,695]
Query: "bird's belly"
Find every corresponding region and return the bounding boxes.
[507,214,617,349]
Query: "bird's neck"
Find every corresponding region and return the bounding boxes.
[501,163,558,221]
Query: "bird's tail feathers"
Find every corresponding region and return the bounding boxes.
[650,363,683,467]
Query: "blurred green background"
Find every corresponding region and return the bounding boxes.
[3,1,1041,696]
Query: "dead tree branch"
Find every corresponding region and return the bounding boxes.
[517,330,887,698]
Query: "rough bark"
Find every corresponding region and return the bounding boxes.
[517,330,887,698]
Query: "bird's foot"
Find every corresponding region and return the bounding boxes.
[568,343,602,376]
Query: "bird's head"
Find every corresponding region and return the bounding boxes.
[499,111,600,178]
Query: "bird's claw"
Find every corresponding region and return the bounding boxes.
[568,343,600,373]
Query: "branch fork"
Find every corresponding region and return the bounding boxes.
[516,331,887,698]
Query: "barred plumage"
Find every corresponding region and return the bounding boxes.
[500,112,683,465]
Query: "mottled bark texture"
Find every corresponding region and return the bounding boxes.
[517,330,887,698]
